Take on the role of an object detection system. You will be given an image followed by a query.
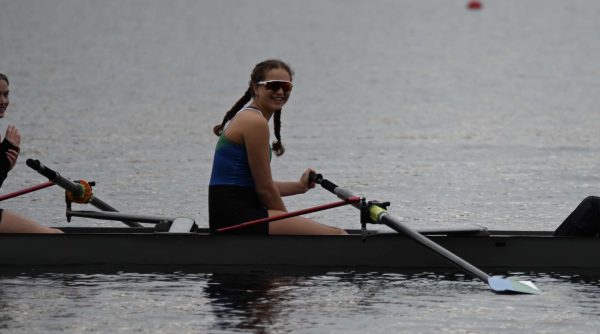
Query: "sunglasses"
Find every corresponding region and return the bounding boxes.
[257,80,293,93]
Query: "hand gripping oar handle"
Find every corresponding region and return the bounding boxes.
[26,159,143,227]
[310,172,540,294]
[310,173,359,208]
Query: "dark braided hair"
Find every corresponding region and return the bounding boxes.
[213,59,293,157]
[271,110,284,156]
[0,73,8,85]
[212,87,252,136]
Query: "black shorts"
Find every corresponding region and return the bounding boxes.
[209,185,269,235]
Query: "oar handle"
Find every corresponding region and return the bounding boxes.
[309,172,356,203]
[310,172,336,193]
[26,159,84,196]
[26,159,56,180]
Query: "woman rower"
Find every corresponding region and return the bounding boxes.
[554,196,600,236]
[208,59,346,235]
[0,73,62,233]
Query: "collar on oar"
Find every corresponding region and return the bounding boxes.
[65,179,94,204]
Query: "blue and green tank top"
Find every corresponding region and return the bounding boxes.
[209,108,271,188]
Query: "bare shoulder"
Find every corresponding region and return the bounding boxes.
[230,110,269,133]
[237,110,268,125]
[225,110,269,144]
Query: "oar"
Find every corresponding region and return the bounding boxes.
[217,196,361,233]
[311,173,541,294]
[0,181,55,201]
[67,209,176,224]
[26,159,143,227]
[67,209,197,232]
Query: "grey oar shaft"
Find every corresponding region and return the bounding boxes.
[318,174,489,281]
[379,213,489,282]
[313,173,540,294]
[88,197,119,212]
[317,177,360,209]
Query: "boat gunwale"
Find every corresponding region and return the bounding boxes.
[0,227,560,238]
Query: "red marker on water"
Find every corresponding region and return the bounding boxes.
[467,0,482,10]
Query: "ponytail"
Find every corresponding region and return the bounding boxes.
[213,87,253,136]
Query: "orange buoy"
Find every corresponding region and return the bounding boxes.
[467,0,482,10]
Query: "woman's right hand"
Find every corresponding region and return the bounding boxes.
[6,148,18,170]
[298,168,317,193]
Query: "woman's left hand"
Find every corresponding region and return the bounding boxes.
[5,125,21,148]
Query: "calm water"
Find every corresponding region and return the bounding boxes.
[1,0,600,332]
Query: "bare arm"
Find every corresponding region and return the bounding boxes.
[241,114,288,212]
[275,168,316,197]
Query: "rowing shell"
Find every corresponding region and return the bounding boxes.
[16,159,543,294]
[0,227,595,278]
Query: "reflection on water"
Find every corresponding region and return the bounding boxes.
[206,273,285,333]
[2,271,600,333]
[1,271,600,332]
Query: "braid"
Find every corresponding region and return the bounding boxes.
[213,87,253,136]
[272,110,285,156]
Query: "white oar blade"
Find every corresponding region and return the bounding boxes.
[488,276,541,294]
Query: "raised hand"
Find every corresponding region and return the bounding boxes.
[4,125,20,147]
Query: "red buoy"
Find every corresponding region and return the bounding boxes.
[467,0,482,10]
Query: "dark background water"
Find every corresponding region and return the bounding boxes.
[1,0,599,332]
